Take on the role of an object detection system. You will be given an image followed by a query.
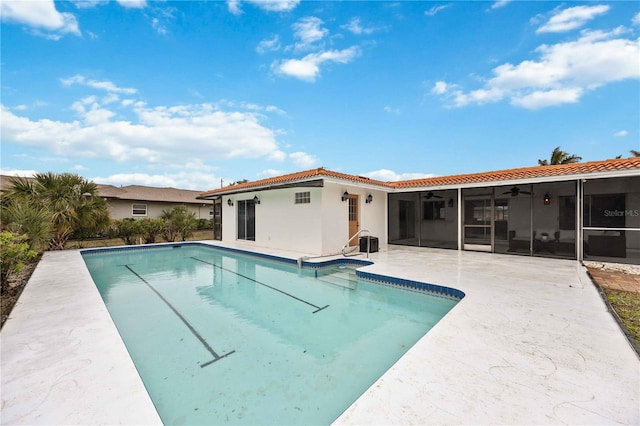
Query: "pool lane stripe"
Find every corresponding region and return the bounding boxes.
[190,257,330,314]
[123,265,235,368]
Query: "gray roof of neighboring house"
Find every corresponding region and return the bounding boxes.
[0,176,210,205]
[97,184,209,204]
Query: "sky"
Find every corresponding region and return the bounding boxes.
[1,0,639,191]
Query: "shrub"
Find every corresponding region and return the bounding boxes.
[138,218,166,244]
[1,232,38,289]
[161,205,197,241]
[113,218,141,245]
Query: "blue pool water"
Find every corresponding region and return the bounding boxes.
[82,244,460,425]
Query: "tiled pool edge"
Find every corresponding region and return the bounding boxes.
[82,242,465,301]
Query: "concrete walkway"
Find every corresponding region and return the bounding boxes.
[1,243,638,425]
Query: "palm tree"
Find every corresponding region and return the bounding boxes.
[1,172,111,250]
[538,147,582,166]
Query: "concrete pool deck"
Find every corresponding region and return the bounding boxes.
[1,242,638,425]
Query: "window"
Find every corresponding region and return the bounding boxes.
[132,204,147,216]
[423,201,445,220]
[348,197,357,221]
[295,191,310,204]
[209,207,214,216]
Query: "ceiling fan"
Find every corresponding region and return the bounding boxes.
[423,191,443,199]
[502,186,531,197]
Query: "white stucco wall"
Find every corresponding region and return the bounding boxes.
[219,183,388,256]
[221,188,324,254]
[320,183,387,255]
[107,200,212,220]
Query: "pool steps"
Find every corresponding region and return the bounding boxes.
[315,265,359,289]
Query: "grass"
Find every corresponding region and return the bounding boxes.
[603,288,640,347]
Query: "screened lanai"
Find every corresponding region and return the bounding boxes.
[387,160,640,264]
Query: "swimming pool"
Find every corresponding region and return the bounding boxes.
[82,243,462,425]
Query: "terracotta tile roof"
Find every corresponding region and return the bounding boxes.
[200,158,640,197]
[390,157,640,189]
[198,167,390,197]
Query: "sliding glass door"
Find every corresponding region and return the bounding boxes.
[237,199,256,241]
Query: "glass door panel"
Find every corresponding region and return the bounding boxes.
[463,197,492,251]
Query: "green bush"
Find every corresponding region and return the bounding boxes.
[138,218,166,244]
[113,218,141,245]
[197,218,213,230]
[161,205,197,242]
[1,232,38,289]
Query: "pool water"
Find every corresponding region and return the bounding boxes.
[83,244,459,425]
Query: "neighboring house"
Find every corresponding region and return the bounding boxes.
[0,175,214,222]
[198,158,640,264]
[97,184,213,221]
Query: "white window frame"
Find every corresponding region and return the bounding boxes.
[295,191,311,204]
[132,203,148,216]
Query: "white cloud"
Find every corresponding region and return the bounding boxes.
[425,5,451,17]
[93,170,221,191]
[72,1,109,9]
[363,169,435,182]
[273,47,360,82]
[491,1,511,10]
[431,81,450,95]
[1,93,284,170]
[633,12,640,26]
[433,28,640,109]
[0,169,38,178]
[228,0,299,14]
[256,35,281,54]
[61,75,138,94]
[73,164,88,170]
[1,0,80,37]
[614,130,629,137]
[227,0,242,15]
[258,169,285,178]
[537,5,610,34]
[342,17,376,35]
[289,152,317,168]
[383,106,400,114]
[511,87,583,109]
[245,0,299,12]
[152,17,167,35]
[116,0,147,9]
[292,17,328,50]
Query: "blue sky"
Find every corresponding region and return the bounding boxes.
[2,0,639,190]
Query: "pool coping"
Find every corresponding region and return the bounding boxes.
[1,241,639,425]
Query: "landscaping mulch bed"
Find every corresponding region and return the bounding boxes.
[1,255,40,328]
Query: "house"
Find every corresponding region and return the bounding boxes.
[0,175,214,222]
[96,184,213,221]
[198,158,640,264]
